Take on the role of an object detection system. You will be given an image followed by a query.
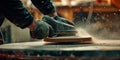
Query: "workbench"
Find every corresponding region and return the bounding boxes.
[0,39,120,60]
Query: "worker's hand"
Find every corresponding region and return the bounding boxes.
[30,20,55,39]
[42,15,76,36]
[54,16,75,26]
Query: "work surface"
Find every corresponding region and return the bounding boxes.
[0,38,120,50]
[0,39,120,59]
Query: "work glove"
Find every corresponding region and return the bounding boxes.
[54,16,75,26]
[30,20,55,39]
[42,15,77,36]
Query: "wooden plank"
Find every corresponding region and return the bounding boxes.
[44,37,92,43]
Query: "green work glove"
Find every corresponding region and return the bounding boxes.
[42,15,76,36]
[30,20,55,39]
[54,16,75,26]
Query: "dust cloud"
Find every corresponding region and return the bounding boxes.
[74,11,120,40]
[75,23,120,45]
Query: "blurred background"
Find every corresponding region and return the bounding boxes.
[22,0,120,39]
[0,0,120,43]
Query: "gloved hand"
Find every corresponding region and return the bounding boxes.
[42,15,76,36]
[30,20,55,39]
[54,16,75,26]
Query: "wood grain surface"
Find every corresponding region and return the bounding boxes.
[44,37,92,43]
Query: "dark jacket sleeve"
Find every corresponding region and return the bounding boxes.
[31,0,55,15]
[2,0,34,29]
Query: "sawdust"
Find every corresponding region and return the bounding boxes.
[76,27,120,46]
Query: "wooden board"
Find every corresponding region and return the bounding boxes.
[44,37,92,43]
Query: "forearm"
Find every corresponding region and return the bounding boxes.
[31,0,56,15]
[2,0,34,29]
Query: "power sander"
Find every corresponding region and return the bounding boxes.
[43,16,92,43]
[42,15,77,37]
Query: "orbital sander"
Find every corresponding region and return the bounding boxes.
[42,15,92,43]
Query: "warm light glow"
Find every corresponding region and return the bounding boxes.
[107,0,111,5]
[61,0,70,6]
[96,0,111,6]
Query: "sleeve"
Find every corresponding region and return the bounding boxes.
[31,0,55,15]
[2,0,34,29]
